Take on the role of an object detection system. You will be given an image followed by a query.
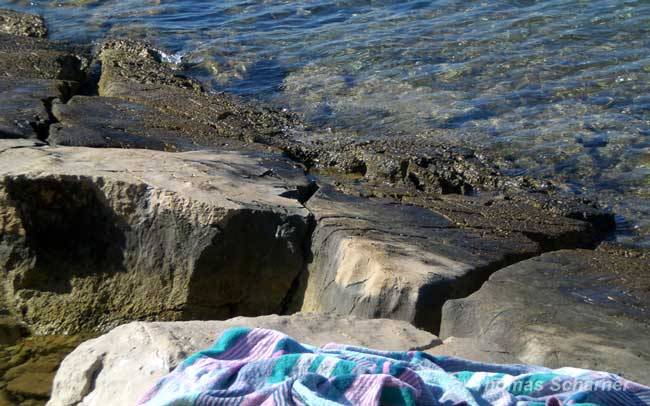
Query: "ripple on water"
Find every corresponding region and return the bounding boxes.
[5,0,650,244]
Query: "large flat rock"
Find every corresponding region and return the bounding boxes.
[48,314,440,406]
[297,186,541,332]
[440,249,650,385]
[49,95,262,152]
[0,139,312,334]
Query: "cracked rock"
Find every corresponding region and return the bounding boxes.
[297,186,541,332]
[0,139,312,334]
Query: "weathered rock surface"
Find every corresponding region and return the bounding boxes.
[426,336,522,364]
[48,95,265,153]
[0,33,87,82]
[440,249,650,385]
[297,186,541,331]
[0,79,76,140]
[97,40,296,145]
[0,139,312,334]
[48,314,440,406]
[0,9,47,38]
[0,21,87,141]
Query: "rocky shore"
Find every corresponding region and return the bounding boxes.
[0,9,647,405]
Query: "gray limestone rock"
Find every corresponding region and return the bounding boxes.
[440,249,650,385]
[48,314,440,406]
[0,140,312,334]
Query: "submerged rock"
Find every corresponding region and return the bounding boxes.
[0,9,47,38]
[48,314,440,406]
[440,249,650,385]
[0,139,312,334]
[0,335,87,405]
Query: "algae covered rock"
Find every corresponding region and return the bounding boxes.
[97,40,297,145]
[0,9,47,38]
[0,33,87,82]
[0,335,87,405]
[0,139,312,334]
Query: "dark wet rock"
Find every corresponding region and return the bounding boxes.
[0,286,28,347]
[0,316,27,347]
[281,130,511,195]
[440,249,650,385]
[0,9,47,38]
[97,40,297,145]
[0,79,76,140]
[47,95,277,153]
[0,34,88,82]
[49,96,200,151]
[403,193,607,250]
[287,132,615,237]
[0,139,312,334]
[95,39,614,241]
[297,186,540,332]
[0,25,88,141]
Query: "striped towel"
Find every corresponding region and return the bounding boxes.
[138,327,650,405]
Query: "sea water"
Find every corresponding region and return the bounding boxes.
[4,0,649,244]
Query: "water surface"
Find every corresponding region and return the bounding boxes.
[4,0,649,244]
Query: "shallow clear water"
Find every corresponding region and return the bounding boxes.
[4,0,650,244]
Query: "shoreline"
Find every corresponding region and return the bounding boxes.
[0,8,648,405]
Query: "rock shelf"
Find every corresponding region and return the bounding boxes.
[0,8,647,405]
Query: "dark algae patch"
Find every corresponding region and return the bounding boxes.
[0,334,93,406]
